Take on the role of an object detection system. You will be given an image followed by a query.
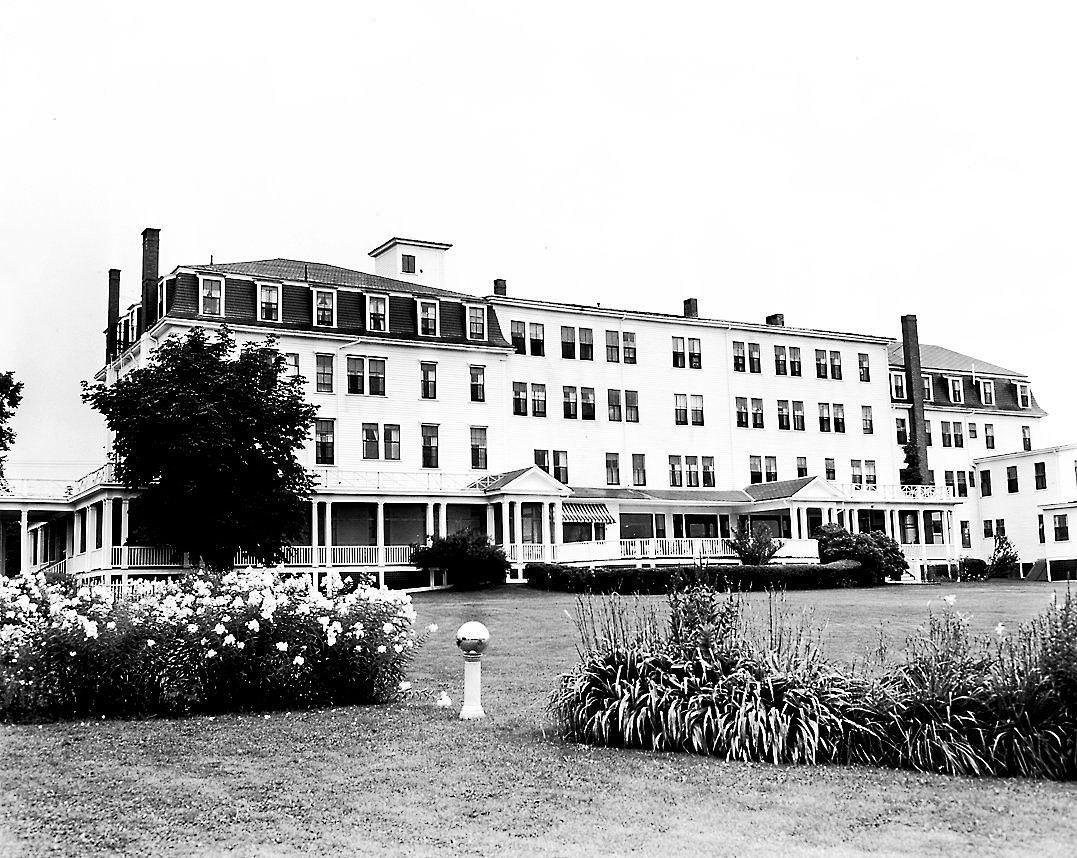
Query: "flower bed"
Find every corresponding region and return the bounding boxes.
[0,568,429,721]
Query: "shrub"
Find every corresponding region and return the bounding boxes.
[815,525,908,583]
[411,530,509,590]
[958,557,990,582]
[988,535,1020,578]
[0,568,428,721]
[729,524,780,565]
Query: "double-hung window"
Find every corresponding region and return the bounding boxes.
[347,357,364,394]
[858,353,870,382]
[625,390,639,422]
[749,456,763,485]
[774,345,788,375]
[512,382,528,416]
[765,456,778,483]
[581,387,595,420]
[816,349,828,379]
[732,341,746,372]
[561,326,576,359]
[688,338,701,368]
[895,417,908,445]
[314,419,335,465]
[314,290,336,327]
[736,397,749,428]
[980,380,995,406]
[534,450,550,473]
[829,351,842,379]
[362,423,379,459]
[1035,461,1047,490]
[605,330,620,362]
[672,336,685,367]
[1017,383,1031,409]
[467,306,486,340]
[833,404,845,434]
[608,389,622,421]
[674,394,688,425]
[157,282,166,319]
[623,331,637,364]
[953,422,964,448]
[825,458,836,481]
[632,454,646,486]
[563,386,578,419]
[606,453,620,486]
[1007,465,1019,493]
[420,362,437,399]
[1023,426,1032,451]
[748,343,761,373]
[890,372,907,399]
[818,403,831,432]
[865,460,877,486]
[553,450,569,483]
[792,401,805,431]
[315,354,334,393]
[529,323,545,356]
[980,470,992,497]
[258,283,279,321]
[686,456,700,487]
[797,457,808,478]
[418,300,438,337]
[851,459,863,486]
[789,347,802,376]
[948,377,964,404]
[384,424,400,460]
[284,352,300,379]
[956,471,968,497]
[1055,514,1070,542]
[510,321,526,354]
[777,400,790,430]
[985,423,995,450]
[579,328,594,360]
[469,366,485,402]
[669,455,683,487]
[925,419,933,445]
[368,359,386,396]
[702,457,715,487]
[922,376,933,402]
[691,395,705,426]
[470,427,488,469]
[368,295,387,332]
[200,277,223,316]
[421,425,439,468]
[941,421,952,447]
[750,398,763,429]
[531,384,547,417]
[861,406,873,434]
[401,253,416,274]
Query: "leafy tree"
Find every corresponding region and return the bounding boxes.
[989,535,1020,578]
[0,371,24,489]
[899,442,922,486]
[729,524,781,566]
[82,327,318,570]
[815,524,908,584]
[412,530,509,590]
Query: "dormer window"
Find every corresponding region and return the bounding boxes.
[199,276,223,316]
[1016,382,1031,409]
[922,375,933,402]
[466,305,486,340]
[157,282,166,319]
[948,377,964,404]
[980,379,995,406]
[417,299,439,337]
[401,254,416,274]
[890,371,907,399]
[258,283,280,322]
[367,295,388,332]
[313,289,336,327]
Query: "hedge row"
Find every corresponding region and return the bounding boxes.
[524,560,874,595]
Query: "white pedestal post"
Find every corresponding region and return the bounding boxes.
[456,621,490,720]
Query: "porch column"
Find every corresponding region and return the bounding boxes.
[943,510,955,577]
[794,506,803,540]
[0,519,5,576]
[888,509,897,541]
[375,501,386,588]
[425,502,435,542]
[325,500,334,566]
[88,504,99,559]
[552,500,563,545]
[102,496,114,568]
[310,501,319,567]
[826,506,834,525]
[20,508,29,574]
[120,499,130,569]
[438,502,448,541]
[485,504,495,543]
[513,500,523,550]
[500,501,510,548]
[919,510,929,581]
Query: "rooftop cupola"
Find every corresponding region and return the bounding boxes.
[368,237,452,287]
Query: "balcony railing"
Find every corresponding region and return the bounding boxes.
[502,537,819,566]
[836,483,955,502]
[311,469,487,494]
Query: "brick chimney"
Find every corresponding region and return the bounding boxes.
[765,313,785,327]
[901,314,930,484]
[493,278,507,296]
[140,227,161,333]
[683,298,698,318]
[105,269,121,362]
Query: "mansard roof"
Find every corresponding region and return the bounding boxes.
[888,342,1025,379]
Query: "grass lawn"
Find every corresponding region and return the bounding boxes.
[2,581,1076,857]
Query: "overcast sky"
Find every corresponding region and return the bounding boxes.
[2,2,1074,477]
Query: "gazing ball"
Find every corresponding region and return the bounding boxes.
[456,621,490,655]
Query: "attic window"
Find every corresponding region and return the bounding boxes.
[980,379,995,406]
[466,305,486,340]
[922,375,933,402]
[368,295,388,332]
[889,371,906,400]
[1016,383,1031,409]
[948,377,964,404]
[199,276,224,316]
[401,254,416,274]
[418,299,439,337]
[313,289,336,327]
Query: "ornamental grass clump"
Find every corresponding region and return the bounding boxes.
[0,567,428,721]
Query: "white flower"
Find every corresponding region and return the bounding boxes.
[206,649,217,659]
[221,615,231,623]
[382,622,395,634]
[995,622,1006,637]
[214,623,226,635]
[106,621,117,630]
[246,619,259,632]
[942,594,957,606]
[187,623,199,634]
[223,634,236,646]
[436,692,452,708]
[68,650,77,657]
[146,639,156,648]
[275,641,288,652]
[426,623,438,634]
[394,644,403,653]
[377,645,387,654]
[399,681,412,692]
[326,633,337,647]
[318,616,331,627]
[293,655,305,666]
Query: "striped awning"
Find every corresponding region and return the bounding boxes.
[562,502,616,525]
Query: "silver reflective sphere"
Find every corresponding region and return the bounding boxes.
[456,621,490,655]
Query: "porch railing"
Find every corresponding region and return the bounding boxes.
[837,483,956,502]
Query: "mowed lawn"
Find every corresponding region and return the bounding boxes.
[2,582,1076,857]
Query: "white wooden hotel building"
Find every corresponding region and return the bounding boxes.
[1,229,1069,588]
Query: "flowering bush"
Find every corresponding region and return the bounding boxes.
[0,568,428,721]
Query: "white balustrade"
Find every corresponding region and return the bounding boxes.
[382,545,413,565]
[126,546,182,568]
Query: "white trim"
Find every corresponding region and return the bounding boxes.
[464,303,487,341]
[197,275,225,317]
[946,376,964,404]
[980,378,995,406]
[256,281,281,323]
[889,371,907,400]
[922,374,933,402]
[366,293,389,333]
[416,297,440,338]
[1015,382,1032,409]
[312,288,337,328]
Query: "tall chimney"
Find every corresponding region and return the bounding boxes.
[683,298,698,318]
[765,313,785,327]
[493,278,507,296]
[140,227,161,333]
[106,269,121,362]
[901,314,930,484]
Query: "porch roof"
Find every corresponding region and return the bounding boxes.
[562,502,617,525]
[744,477,816,501]
[568,486,751,504]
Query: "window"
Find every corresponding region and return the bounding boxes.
[529,323,545,356]
[157,281,166,318]
[735,397,749,428]
[797,456,808,478]
[968,422,978,439]
[581,388,596,420]
[368,295,387,332]
[258,283,279,321]
[983,519,994,539]
[553,450,568,483]
[563,386,578,419]
[605,330,620,362]
[384,424,400,460]
[669,455,683,487]
[922,376,933,402]
[944,470,955,494]
[956,471,968,498]
[900,512,920,545]
[1022,426,1032,452]
[777,400,790,430]
[1035,461,1047,490]
[674,394,688,425]
[632,453,646,486]
[815,349,828,379]
[980,380,995,406]
[200,277,223,315]
[954,422,964,448]
[421,425,439,468]
[420,362,437,399]
[688,338,701,369]
[748,343,761,373]
[314,419,335,465]
[686,456,700,487]
[579,328,593,360]
[733,341,746,372]
[1007,465,1019,493]
[981,471,992,497]
[925,419,933,446]
[347,357,364,394]
[607,389,622,421]
[512,382,528,416]
[312,290,335,327]
[896,417,908,445]
[890,372,907,399]
[833,404,845,434]
[531,383,547,417]
[534,449,550,473]
[605,453,620,485]
[774,345,787,375]
[561,326,576,359]
[470,427,488,469]
[985,423,995,450]
[829,351,842,380]
[1054,514,1070,542]
[362,423,379,459]
[948,377,964,404]
[1039,515,1046,544]
[510,321,526,354]
[862,406,874,434]
[749,455,763,485]
[469,366,485,402]
[284,352,300,379]
[671,336,685,367]
[825,458,836,481]
[623,331,637,364]
[401,253,416,274]
[818,403,831,432]
[792,401,805,431]
[858,353,870,382]
[750,398,763,429]
[368,359,386,396]
[765,456,778,483]
[418,300,438,336]
[961,520,972,549]
[996,519,1007,538]
[1017,383,1031,409]
[789,347,802,376]
[941,421,952,448]
[924,512,944,545]
[691,395,705,426]
[467,306,486,340]
[852,460,865,486]
[315,354,334,393]
[702,457,715,487]
[626,390,639,423]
